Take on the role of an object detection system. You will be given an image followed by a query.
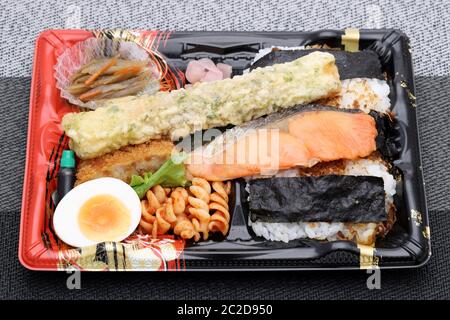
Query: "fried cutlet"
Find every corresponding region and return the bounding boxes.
[75,140,174,185]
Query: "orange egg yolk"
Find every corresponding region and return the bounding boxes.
[78,194,131,242]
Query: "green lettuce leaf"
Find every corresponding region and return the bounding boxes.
[130,174,146,187]
[130,152,190,199]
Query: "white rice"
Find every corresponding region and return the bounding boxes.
[250,159,395,244]
[337,78,391,113]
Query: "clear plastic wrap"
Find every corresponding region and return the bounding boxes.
[54,37,160,109]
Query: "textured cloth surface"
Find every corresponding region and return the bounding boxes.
[1,0,450,300]
[1,76,449,300]
[0,0,449,76]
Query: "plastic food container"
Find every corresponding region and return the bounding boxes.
[19,29,430,271]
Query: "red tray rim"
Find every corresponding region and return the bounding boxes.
[19,30,93,270]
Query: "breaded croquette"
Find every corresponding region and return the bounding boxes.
[75,140,174,185]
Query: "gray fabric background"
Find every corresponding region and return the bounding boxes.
[1,0,450,300]
[1,0,450,76]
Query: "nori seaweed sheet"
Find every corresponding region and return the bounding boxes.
[250,49,384,80]
[371,110,399,160]
[249,176,386,223]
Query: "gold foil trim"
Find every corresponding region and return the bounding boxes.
[93,29,140,43]
[422,226,431,240]
[411,209,423,226]
[400,81,417,108]
[114,242,127,270]
[57,236,183,271]
[342,28,360,52]
[59,243,123,271]
[358,244,379,269]
[78,244,108,270]
[105,242,117,270]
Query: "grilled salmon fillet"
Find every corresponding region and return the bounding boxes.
[186,106,378,181]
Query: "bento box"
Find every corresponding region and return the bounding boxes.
[19,29,430,271]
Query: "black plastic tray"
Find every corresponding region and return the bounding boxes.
[154,30,431,270]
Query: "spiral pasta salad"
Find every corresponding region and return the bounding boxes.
[139,178,231,241]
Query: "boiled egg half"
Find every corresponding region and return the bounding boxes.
[53,177,142,248]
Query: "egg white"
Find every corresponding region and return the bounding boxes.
[53,177,142,248]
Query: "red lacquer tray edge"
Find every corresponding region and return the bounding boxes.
[19,30,93,271]
[20,30,50,270]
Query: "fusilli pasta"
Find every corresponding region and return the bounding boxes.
[208,181,232,235]
[138,179,231,242]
